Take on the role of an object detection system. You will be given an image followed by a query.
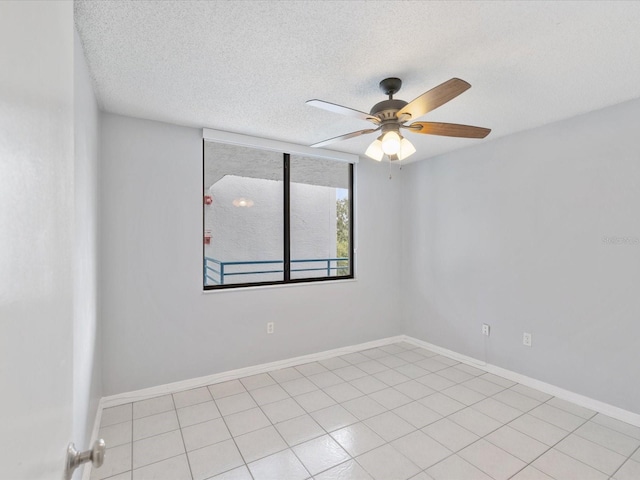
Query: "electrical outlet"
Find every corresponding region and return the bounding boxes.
[523,332,532,347]
[482,324,490,336]
[267,322,274,334]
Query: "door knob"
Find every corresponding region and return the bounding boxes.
[64,439,105,480]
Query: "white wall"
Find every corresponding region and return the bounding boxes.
[401,98,640,413]
[0,1,75,477]
[100,113,403,395]
[73,29,102,461]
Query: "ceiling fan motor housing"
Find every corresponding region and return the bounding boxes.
[370,98,408,123]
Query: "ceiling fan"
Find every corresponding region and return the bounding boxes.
[307,77,491,161]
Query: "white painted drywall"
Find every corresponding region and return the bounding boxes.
[99,113,402,395]
[73,29,102,463]
[0,1,75,478]
[401,98,640,413]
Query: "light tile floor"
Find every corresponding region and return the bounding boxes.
[91,342,640,480]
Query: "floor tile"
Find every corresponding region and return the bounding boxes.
[408,473,435,480]
[547,397,596,419]
[315,459,373,480]
[177,400,220,427]
[133,395,174,420]
[360,348,388,360]
[240,373,276,391]
[419,392,466,416]
[269,367,304,383]
[478,372,515,386]
[357,360,388,375]
[574,420,640,456]
[295,361,329,376]
[613,458,640,480]
[249,384,289,406]
[395,350,426,363]
[393,401,442,428]
[459,438,526,480]
[224,407,271,436]
[101,404,132,427]
[132,429,185,469]
[426,454,493,480]
[448,407,502,436]
[133,410,179,441]
[331,422,385,456]
[441,384,486,406]
[373,369,410,386]
[462,377,505,396]
[422,418,479,452]
[492,388,541,412]
[510,384,553,402]
[391,430,452,469]
[432,355,458,366]
[181,417,231,451]
[472,397,522,423]
[555,433,626,475]
[364,411,415,441]
[293,434,350,475]
[311,404,359,432]
[436,367,474,384]
[308,371,344,388]
[208,380,246,399]
[356,444,421,480]
[485,425,548,463]
[368,388,412,409]
[188,438,244,480]
[532,448,608,480]
[90,443,131,480]
[248,449,309,480]
[509,413,570,446]
[295,389,337,412]
[209,465,253,480]
[334,365,368,381]
[325,382,365,402]
[131,454,191,480]
[394,380,435,400]
[275,414,325,446]
[261,397,306,424]
[349,376,388,395]
[319,356,351,371]
[341,396,386,421]
[234,425,288,463]
[340,352,371,365]
[456,364,488,377]
[413,348,438,358]
[509,465,555,480]
[379,344,406,355]
[416,374,456,391]
[173,387,212,409]
[281,377,318,396]
[592,413,640,440]
[529,403,586,431]
[377,354,407,368]
[98,421,132,448]
[415,358,449,372]
[99,472,131,480]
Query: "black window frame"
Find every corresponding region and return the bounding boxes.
[203,140,354,290]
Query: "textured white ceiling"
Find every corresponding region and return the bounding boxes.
[75,0,640,162]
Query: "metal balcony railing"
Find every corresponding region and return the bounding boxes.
[204,256,349,286]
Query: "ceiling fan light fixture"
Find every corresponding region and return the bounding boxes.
[380,130,401,155]
[365,138,384,161]
[397,137,416,160]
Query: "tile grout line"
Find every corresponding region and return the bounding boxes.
[170,393,195,480]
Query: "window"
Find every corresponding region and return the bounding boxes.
[203,137,354,289]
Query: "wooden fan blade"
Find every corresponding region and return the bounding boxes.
[306,99,380,124]
[396,78,471,121]
[409,122,491,138]
[310,128,379,148]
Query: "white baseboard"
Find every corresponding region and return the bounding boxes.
[401,335,640,428]
[100,335,405,409]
